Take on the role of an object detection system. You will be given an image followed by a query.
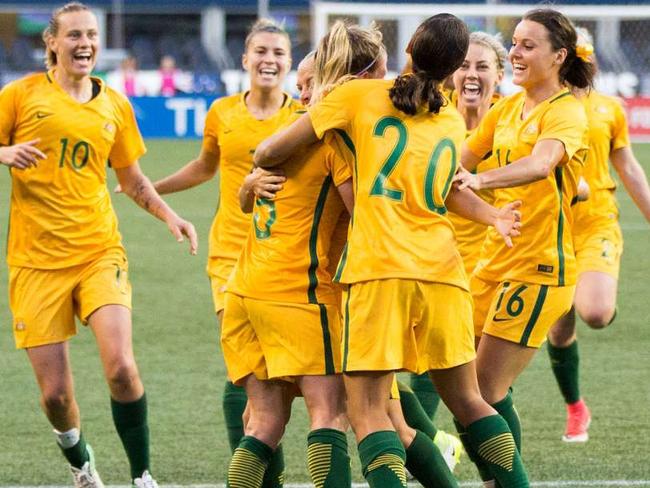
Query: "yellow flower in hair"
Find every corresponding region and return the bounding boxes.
[576,43,594,62]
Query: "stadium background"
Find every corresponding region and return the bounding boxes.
[0,1,648,486]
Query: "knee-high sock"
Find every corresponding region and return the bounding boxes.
[227,436,273,488]
[307,429,351,487]
[359,431,407,488]
[111,394,150,479]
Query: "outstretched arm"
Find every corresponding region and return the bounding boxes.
[610,146,650,223]
[455,139,567,191]
[446,185,521,248]
[115,163,198,254]
[254,113,318,168]
[152,147,220,195]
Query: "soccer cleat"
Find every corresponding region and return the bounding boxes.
[133,470,159,488]
[562,399,591,443]
[69,444,104,488]
[433,430,464,472]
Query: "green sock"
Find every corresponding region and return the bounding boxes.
[548,341,581,404]
[492,392,521,452]
[397,381,438,439]
[223,381,248,452]
[227,435,273,488]
[262,445,285,488]
[111,394,150,479]
[467,415,529,488]
[405,430,457,488]
[409,373,440,419]
[358,431,407,488]
[56,430,89,469]
[453,418,493,482]
[307,428,351,487]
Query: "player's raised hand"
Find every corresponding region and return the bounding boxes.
[166,216,198,255]
[495,200,522,248]
[453,165,482,191]
[0,139,46,169]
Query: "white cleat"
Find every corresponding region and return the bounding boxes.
[133,470,159,488]
[433,430,464,472]
[70,445,104,488]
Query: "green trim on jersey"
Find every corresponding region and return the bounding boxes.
[318,303,335,375]
[307,175,333,304]
[549,91,572,104]
[342,288,352,372]
[333,128,356,283]
[554,166,566,286]
[519,285,549,346]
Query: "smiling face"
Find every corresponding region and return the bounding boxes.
[47,9,99,80]
[242,32,291,91]
[453,42,503,110]
[509,19,565,90]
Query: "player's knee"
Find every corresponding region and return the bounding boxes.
[580,306,615,329]
[308,407,347,431]
[246,410,286,446]
[41,387,73,414]
[106,359,140,391]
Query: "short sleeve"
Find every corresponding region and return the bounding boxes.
[466,101,501,160]
[0,81,19,146]
[611,99,630,151]
[202,100,220,155]
[109,94,146,168]
[325,145,352,187]
[308,83,356,139]
[539,99,588,163]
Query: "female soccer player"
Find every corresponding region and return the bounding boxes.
[150,19,300,485]
[453,8,593,485]
[255,14,530,488]
[0,3,196,487]
[546,28,650,443]
[411,31,508,421]
[221,25,380,488]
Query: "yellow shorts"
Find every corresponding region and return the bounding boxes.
[9,251,131,349]
[470,275,575,348]
[221,293,342,384]
[573,216,623,279]
[342,279,476,374]
[209,275,227,314]
[207,257,236,314]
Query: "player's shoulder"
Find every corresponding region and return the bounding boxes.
[210,93,242,112]
[1,71,48,95]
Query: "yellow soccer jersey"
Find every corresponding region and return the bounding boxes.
[467,88,588,286]
[0,70,145,269]
[226,138,351,304]
[204,92,302,282]
[581,91,629,193]
[572,91,629,230]
[309,79,467,289]
[447,91,501,274]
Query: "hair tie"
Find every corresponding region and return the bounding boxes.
[354,56,378,77]
[576,43,594,62]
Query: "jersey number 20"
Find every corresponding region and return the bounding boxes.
[369,116,456,214]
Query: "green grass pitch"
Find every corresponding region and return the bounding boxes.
[0,139,648,485]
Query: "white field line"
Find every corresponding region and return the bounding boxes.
[5,482,650,488]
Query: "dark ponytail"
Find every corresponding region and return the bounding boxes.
[390,72,444,115]
[389,14,468,115]
[561,51,596,89]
